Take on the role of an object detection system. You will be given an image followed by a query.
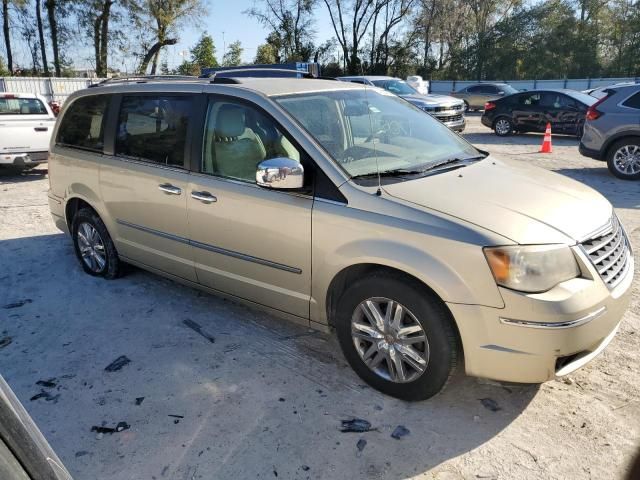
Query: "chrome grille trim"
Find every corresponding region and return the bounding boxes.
[580,216,631,289]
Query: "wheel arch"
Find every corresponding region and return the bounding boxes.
[603,134,640,160]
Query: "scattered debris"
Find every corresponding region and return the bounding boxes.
[356,438,367,452]
[3,299,32,309]
[391,425,410,440]
[301,465,310,471]
[135,397,145,406]
[90,422,130,434]
[168,414,184,419]
[0,336,12,349]
[373,404,383,411]
[183,319,215,344]
[473,415,481,422]
[480,398,501,412]
[563,377,574,385]
[278,397,285,402]
[340,418,373,433]
[36,378,57,388]
[30,390,60,403]
[105,355,131,372]
[75,451,90,458]
[173,419,180,424]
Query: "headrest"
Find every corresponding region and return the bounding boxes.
[20,105,31,114]
[215,105,245,139]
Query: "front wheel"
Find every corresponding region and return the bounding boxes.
[606,139,640,180]
[494,117,513,136]
[335,274,458,401]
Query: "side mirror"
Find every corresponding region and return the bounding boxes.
[256,158,304,190]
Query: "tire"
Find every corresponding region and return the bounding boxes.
[606,138,640,181]
[335,273,458,401]
[493,117,513,137]
[71,208,122,279]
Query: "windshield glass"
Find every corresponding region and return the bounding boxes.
[499,84,519,95]
[0,97,47,115]
[564,90,598,106]
[274,88,480,178]
[372,80,416,96]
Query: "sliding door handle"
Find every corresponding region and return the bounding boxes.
[191,191,217,203]
[158,183,182,195]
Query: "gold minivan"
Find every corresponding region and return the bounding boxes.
[47,76,634,400]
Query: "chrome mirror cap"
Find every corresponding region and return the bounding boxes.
[256,158,304,190]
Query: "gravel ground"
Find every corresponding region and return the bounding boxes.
[0,114,638,480]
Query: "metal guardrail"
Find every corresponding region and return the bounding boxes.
[430,77,640,93]
[0,77,106,104]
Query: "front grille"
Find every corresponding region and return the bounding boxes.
[436,114,463,123]
[433,104,463,113]
[580,216,631,289]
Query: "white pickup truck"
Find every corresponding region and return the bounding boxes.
[0,92,56,170]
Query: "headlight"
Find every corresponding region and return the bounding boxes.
[484,245,579,293]
[421,105,434,112]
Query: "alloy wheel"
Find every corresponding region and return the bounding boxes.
[351,297,429,383]
[77,222,107,273]
[495,119,511,135]
[612,144,640,176]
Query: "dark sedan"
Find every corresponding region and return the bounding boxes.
[481,89,597,137]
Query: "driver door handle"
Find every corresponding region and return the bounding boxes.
[158,183,182,195]
[191,191,217,203]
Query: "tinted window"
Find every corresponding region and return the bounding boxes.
[202,99,301,182]
[115,96,191,167]
[482,85,499,94]
[623,92,640,109]
[56,95,108,151]
[0,97,47,114]
[518,93,542,106]
[467,85,483,93]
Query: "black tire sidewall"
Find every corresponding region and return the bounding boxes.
[71,208,121,279]
[335,275,457,401]
[607,139,640,180]
[494,117,513,136]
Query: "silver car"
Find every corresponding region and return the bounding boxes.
[579,84,640,180]
[452,83,519,111]
[48,76,633,401]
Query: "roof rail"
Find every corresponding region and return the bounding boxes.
[88,75,199,87]
[201,67,317,83]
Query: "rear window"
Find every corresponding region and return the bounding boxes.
[0,97,47,115]
[115,96,191,168]
[623,92,640,109]
[56,95,109,151]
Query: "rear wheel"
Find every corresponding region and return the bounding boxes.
[335,274,458,401]
[494,117,513,136]
[71,208,122,279]
[606,138,640,180]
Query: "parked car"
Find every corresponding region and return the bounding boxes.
[0,375,72,479]
[481,89,597,137]
[48,74,633,401]
[584,82,638,99]
[452,83,519,111]
[0,92,55,171]
[406,75,429,94]
[338,76,465,132]
[579,84,640,180]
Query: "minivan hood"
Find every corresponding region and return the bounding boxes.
[382,157,612,244]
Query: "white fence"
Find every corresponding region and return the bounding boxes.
[0,77,105,104]
[430,77,639,93]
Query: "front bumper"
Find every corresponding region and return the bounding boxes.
[448,247,634,383]
[0,151,48,166]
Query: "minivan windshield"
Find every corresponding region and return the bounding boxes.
[275,88,481,179]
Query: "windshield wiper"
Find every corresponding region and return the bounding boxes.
[422,154,486,172]
[351,168,427,180]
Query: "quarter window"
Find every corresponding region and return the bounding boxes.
[115,96,191,167]
[623,92,640,109]
[56,95,109,151]
[202,99,301,183]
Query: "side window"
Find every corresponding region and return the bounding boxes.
[519,93,541,106]
[482,85,499,94]
[56,95,108,151]
[202,99,301,183]
[623,92,640,109]
[115,96,191,167]
[468,85,483,93]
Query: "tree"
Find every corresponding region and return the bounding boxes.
[2,0,13,73]
[45,0,61,75]
[246,0,315,62]
[222,40,243,66]
[35,0,49,75]
[136,0,205,74]
[254,42,277,64]
[176,33,217,75]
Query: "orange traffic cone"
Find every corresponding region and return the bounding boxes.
[540,122,552,153]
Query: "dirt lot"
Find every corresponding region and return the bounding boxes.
[1,114,638,480]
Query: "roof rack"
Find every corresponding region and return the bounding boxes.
[88,75,199,87]
[201,67,318,83]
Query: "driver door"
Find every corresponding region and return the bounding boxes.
[186,96,313,318]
